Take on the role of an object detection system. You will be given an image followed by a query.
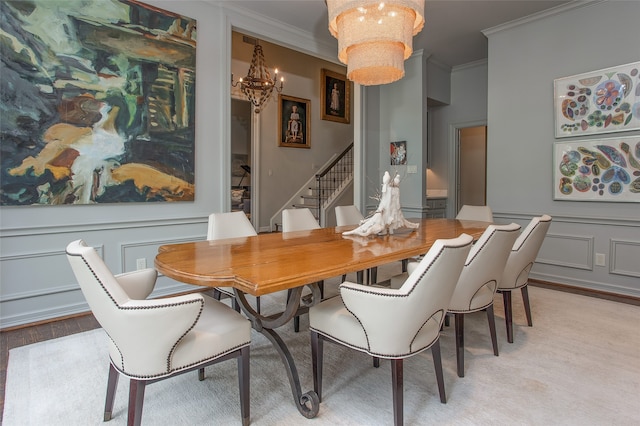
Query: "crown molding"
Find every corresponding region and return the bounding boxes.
[482,0,606,36]
[211,0,340,64]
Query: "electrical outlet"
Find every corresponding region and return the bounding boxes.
[136,258,147,270]
[407,165,418,174]
[595,253,605,267]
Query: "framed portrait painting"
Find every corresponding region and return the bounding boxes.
[553,136,640,202]
[553,61,640,138]
[390,141,407,165]
[321,69,350,124]
[279,94,311,148]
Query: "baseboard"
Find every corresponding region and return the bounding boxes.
[529,279,640,306]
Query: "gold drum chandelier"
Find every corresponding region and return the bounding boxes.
[232,40,283,113]
[327,0,425,86]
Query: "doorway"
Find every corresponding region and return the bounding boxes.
[456,125,487,215]
[231,98,252,220]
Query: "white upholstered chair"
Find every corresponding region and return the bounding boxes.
[309,234,474,426]
[282,208,322,331]
[66,240,251,426]
[499,214,552,343]
[282,207,321,232]
[208,211,258,312]
[335,205,365,227]
[447,223,521,377]
[456,205,494,222]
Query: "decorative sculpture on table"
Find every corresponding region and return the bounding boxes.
[343,171,420,237]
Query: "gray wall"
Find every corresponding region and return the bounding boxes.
[484,0,640,296]
[0,1,345,328]
[2,1,639,329]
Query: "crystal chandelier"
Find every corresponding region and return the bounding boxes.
[327,0,425,86]
[232,40,283,113]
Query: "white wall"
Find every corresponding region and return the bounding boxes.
[485,0,640,296]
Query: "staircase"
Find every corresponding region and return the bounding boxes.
[271,143,353,230]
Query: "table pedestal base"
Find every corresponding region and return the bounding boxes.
[235,284,321,419]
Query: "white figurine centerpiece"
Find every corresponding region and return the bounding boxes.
[343,171,419,237]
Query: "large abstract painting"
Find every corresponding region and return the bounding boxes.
[554,136,640,202]
[554,62,640,138]
[0,0,196,205]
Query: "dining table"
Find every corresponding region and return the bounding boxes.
[154,218,491,419]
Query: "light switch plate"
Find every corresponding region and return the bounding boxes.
[407,165,417,174]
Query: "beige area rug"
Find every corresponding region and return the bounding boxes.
[4,271,640,425]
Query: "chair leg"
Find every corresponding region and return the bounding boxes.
[401,259,408,272]
[502,290,514,343]
[318,280,324,299]
[256,296,261,314]
[311,331,323,402]
[521,285,533,326]
[198,367,205,381]
[370,267,378,284]
[431,339,447,403]
[391,358,403,426]
[486,305,499,356]
[373,357,380,368]
[455,313,465,378]
[128,378,146,426]
[213,288,222,300]
[104,363,119,421]
[357,270,364,284]
[238,346,250,426]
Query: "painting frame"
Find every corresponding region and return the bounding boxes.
[553,61,640,138]
[279,94,311,149]
[321,69,350,124]
[553,136,640,202]
[390,141,407,165]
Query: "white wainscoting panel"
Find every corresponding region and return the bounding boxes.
[610,240,640,278]
[537,234,594,270]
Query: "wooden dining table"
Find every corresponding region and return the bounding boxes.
[155,218,491,419]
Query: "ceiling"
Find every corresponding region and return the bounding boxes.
[224,0,570,68]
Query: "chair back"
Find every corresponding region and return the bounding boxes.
[392,234,473,339]
[66,240,133,331]
[66,240,167,374]
[282,208,320,232]
[456,204,494,222]
[499,215,552,290]
[207,211,257,240]
[335,205,364,226]
[449,223,521,312]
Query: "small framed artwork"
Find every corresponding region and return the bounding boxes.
[321,69,350,124]
[279,94,311,148]
[390,141,407,165]
[553,61,640,138]
[553,136,640,202]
